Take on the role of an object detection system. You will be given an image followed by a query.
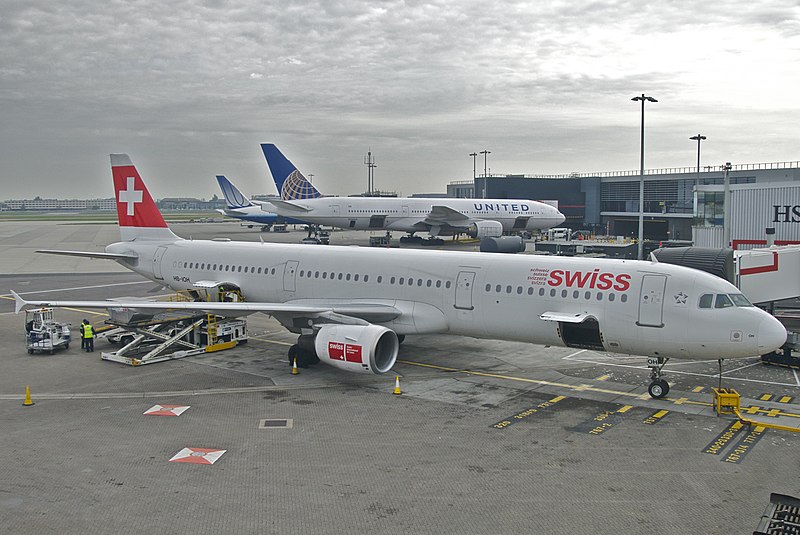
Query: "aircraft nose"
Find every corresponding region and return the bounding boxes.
[552,211,566,226]
[758,314,787,353]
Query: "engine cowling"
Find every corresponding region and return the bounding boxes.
[467,220,503,239]
[314,324,399,374]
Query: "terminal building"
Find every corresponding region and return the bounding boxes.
[448,161,800,249]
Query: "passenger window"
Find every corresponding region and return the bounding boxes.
[399,277,405,285]
[485,284,491,292]
[426,280,431,287]
[495,284,501,293]
[446,281,451,289]
[436,280,441,288]
[573,290,579,299]
[539,288,545,296]
[390,276,395,284]
[417,279,422,286]
[517,286,523,295]
[407,278,413,286]
[347,273,351,281]
[244,266,248,273]
[238,266,242,272]
[506,285,512,294]
[377,276,383,283]
[323,272,327,279]
[698,294,713,309]
[596,293,602,301]
[354,274,360,282]
[271,268,276,275]
[621,294,627,303]
[561,289,567,298]
[364,275,369,282]
[715,294,733,308]
[584,291,591,300]
[337,273,343,280]
[549,289,556,297]
[609,293,615,302]
[527,287,534,295]
[315,271,320,278]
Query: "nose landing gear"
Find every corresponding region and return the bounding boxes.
[647,356,671,398]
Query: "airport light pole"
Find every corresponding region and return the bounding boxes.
[480,150,491,198]
[722,162,732,248]
[689,134,706,187]
[469,152,477,197]
[632,94,657,260]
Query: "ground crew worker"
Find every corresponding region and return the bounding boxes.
[83,321,94,352]
[79,320,87,350]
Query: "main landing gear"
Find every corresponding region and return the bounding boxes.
[647,356,670,399]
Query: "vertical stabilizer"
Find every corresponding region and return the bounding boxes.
[111,154,180,242]
[216,175,253,208]
[260,143,322,200]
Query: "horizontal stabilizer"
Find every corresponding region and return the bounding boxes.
[36,249,138,261]
[268,199,311,213]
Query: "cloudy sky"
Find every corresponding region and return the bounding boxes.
[2,1,799,200]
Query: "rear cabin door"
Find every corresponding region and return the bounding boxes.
[153,246,168,280]
[637,274,667,327]
[283,260,299,292]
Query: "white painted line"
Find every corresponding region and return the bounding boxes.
[794,368,800,387]
[721,362,761,375]
[0,280,154,297]
[562,349,588,360]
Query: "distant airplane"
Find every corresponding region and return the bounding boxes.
[261,144,566,244]
[14,154,787,398]
[215,175,306,230]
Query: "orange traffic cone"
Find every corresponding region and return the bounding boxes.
[291,357,299,375]
[23,385,34,407]
[393,376,402,395]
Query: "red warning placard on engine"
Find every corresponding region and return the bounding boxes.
[345,344,362,363]
[328,341,345,360]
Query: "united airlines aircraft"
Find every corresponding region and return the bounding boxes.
[215,174,306,230]
[14,154,787,398]
[260,144,566,243]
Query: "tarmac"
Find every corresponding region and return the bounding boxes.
[1,219,799,534]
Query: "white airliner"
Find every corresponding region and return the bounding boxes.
[260,144,566,243]
[13,154,787,398]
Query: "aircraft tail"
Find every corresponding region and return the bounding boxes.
[216,175,253,209]
[261,144,322,200]
[111,154,180,242]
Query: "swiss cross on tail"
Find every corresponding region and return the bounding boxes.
[111,154,167,229]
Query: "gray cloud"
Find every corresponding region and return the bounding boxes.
[1,0,799,199]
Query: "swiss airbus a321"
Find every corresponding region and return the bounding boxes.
[13,154,787,398]
[260,144,566,243]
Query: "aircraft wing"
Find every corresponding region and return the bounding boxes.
[36,249,138,261]
[424,205,471,224]
[268,199,311,213]
[11,290,400,323]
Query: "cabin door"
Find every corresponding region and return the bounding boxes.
[283,260,299,292]
[454,271,476,310]
[637,274,667,327]
[153,246,168,280]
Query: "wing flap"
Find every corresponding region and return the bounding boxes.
[425,205,471,224]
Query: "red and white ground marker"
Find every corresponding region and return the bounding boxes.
[144,404,190,416]
[168,447,227,465]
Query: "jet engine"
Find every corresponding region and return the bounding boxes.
[467,220,503,239]
[313,324,399,374]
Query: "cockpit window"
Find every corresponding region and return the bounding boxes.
[729,293,753,307]
[699,294,713,309]
[714,294,733,309]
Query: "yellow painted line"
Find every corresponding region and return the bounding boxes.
[673,397,689,405]
[692,386,704,393]
[550,396,567,403]
[595,374,611,381]
[767,408,782,417]
[735,409,800,433]
[759,393,773,401]
[744,405,761,415]
[617,405,633,413]
[780,396,793,403]
[398,359,709,405]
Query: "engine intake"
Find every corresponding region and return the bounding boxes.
[314,324,399,374]
[467,220,503,239]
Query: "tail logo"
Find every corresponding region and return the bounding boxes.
[119,177,143,216]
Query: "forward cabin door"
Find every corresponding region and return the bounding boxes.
[637,274,667,327]
[153,246,168,280]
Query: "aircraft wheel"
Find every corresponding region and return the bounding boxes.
[27,349,34,354]
[648,380,669,399]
